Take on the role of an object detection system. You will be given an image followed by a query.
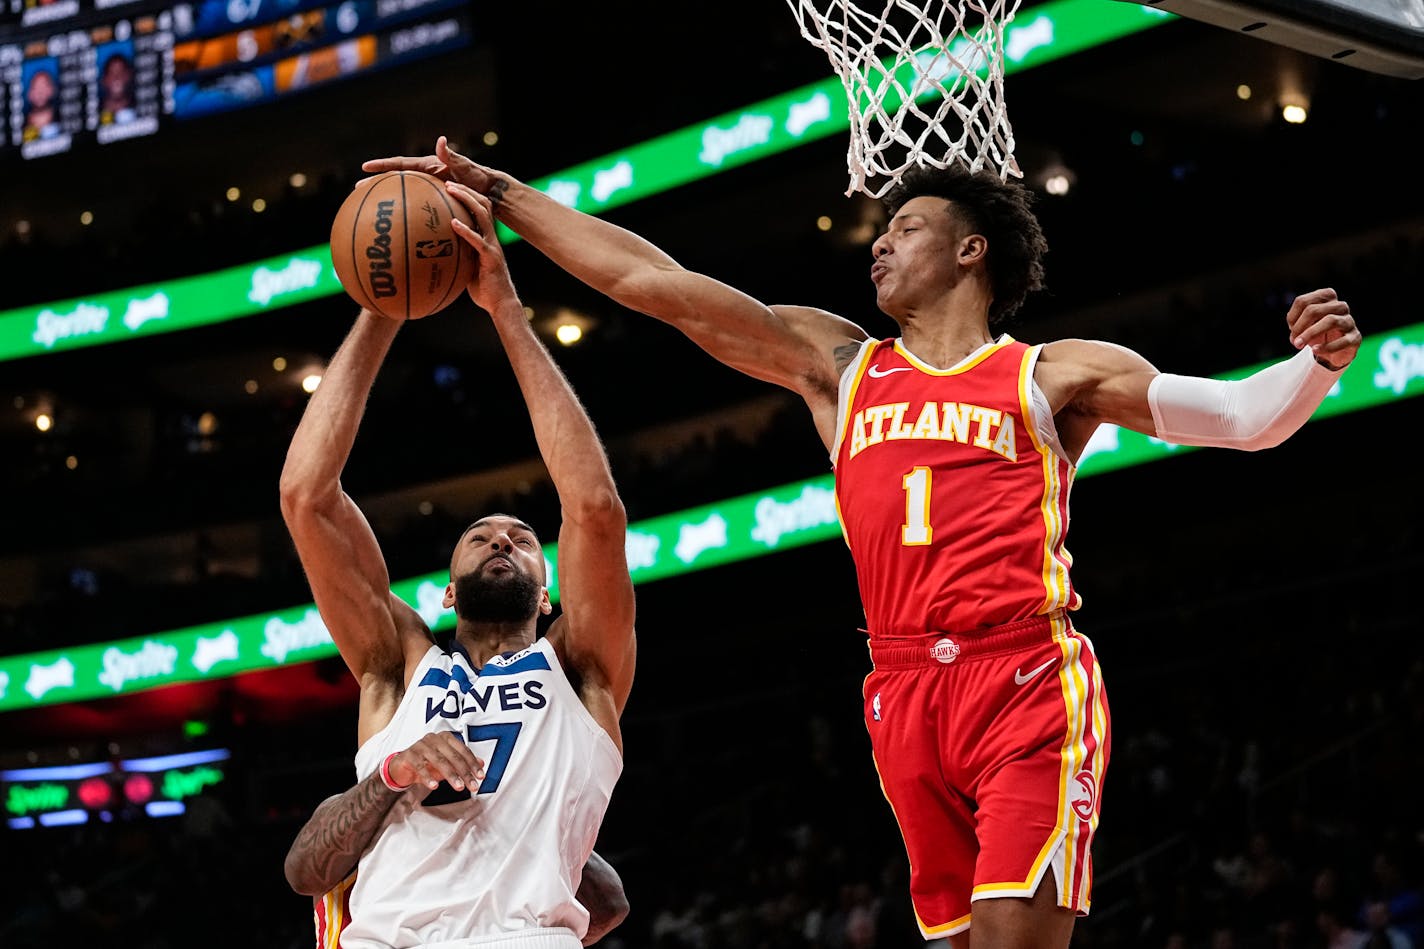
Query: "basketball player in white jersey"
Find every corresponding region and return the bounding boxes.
[283,733,630,947]
[279,180,636,949]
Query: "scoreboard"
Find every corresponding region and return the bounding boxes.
[2,747,233,828]
[1,0,471,159]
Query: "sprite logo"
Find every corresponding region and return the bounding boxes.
[32,302,110,349]
[249,258,323,306]
[98,640,178,692]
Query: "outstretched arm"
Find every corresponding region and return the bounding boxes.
[278,310,428,742]
[1047,288,1360,458]
[446,183,636,745]
[1145,288,1359,448]
[363,137,866,404]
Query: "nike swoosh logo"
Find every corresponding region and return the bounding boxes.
[867,364,912,378]
[1014,659,1057,686]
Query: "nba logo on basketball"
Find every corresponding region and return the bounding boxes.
[415,239,453,258]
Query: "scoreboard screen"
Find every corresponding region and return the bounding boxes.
[1,0,469,160]
[2,747,233,828]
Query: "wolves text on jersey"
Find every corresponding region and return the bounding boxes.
[847,400,1018,462]
[419,654,550,725]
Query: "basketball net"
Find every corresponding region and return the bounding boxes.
[786,0,1024,198]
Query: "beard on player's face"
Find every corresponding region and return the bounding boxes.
[452,560,543,623]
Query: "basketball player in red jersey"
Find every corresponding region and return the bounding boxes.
[364,140,1360,948]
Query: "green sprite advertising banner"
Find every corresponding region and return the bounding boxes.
[1,251,342,360]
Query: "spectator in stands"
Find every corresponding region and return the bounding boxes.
[1362,849,1424,948]
[1319,901,1369,949]
[1361,899,1414,949]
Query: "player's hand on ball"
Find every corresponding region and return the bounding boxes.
[388,732,486,792]
[361,135,493,194]
[1286,288,1360,370]
[444,180,518,315]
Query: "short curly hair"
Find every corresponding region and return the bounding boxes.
[880,163,1048,326]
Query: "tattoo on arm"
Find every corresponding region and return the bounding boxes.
[833,342,862,376]
[287,771,401,894]
[488,178,509,209]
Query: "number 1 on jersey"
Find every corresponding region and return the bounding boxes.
[902,466,932,546]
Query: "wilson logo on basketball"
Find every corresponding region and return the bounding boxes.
[366,199,398,299]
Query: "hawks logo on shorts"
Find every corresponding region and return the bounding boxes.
[1069,770,1098,823]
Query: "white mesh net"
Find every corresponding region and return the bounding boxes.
[786,0,1025,197]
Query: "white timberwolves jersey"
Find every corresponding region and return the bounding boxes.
[343,637,623,948]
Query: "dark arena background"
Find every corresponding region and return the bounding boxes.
[2,1,1422,947]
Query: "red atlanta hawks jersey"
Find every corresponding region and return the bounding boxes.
[832,336,1080,638]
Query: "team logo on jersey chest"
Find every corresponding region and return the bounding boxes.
[419,654,550,724]
[847,400,1018,462]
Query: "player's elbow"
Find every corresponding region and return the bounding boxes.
[1213,412,1299,452]
[282,852,322,897]
[279,466,313,516]
[602,897,632,942]
[1158,427,1287,453]
[1235,429,1290,452]
[583,890,630,945]
[279,467,338,524]
[563,486,627,532]
[607,890,631,929]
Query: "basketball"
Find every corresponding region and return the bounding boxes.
[329,170,478,320]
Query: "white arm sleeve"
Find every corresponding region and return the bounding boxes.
[1147,346,1342,450]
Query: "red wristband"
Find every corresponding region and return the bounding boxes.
[380,752,411,792]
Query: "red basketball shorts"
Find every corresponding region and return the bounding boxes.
[862,611,1111,939]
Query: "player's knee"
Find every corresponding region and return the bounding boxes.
[966,884,1075,949]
